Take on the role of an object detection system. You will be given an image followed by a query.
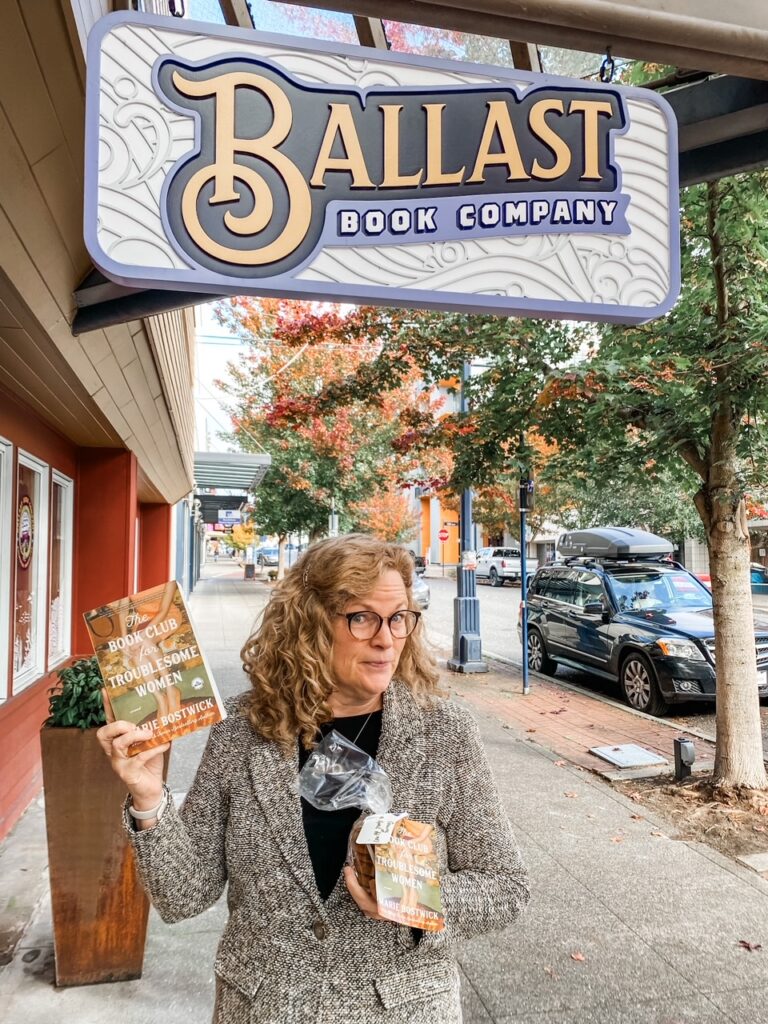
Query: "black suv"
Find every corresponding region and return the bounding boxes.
[519,527,768,716]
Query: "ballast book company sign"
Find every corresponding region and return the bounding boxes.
[85,12,680,323]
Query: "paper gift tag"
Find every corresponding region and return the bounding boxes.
[355,812,406,846]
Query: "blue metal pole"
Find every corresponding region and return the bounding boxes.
[447,362,487,674]
[520,503,530,695]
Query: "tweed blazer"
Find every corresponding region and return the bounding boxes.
[125,680,530,1024]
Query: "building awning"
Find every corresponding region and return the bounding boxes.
[194,451,271,492]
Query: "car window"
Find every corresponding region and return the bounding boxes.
[608,570,712,613]
[530,572,549,596]
[574,572,604,608]
[542,570,577,604]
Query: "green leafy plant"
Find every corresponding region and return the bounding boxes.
[46,657,107,729]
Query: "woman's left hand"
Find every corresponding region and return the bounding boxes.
[343,866,388,921]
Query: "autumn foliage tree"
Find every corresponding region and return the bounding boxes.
[216,298,438,571]
[540,173,768,791]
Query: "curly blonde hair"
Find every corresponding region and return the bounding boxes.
[241,534,440,749]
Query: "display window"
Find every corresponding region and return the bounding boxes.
[48,472,74,667]
[0,436,12,698]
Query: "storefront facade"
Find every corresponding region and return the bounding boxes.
[0,0,195,841]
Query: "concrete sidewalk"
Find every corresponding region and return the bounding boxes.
[1,565,768,1023]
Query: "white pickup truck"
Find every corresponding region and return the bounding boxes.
[475,546,538,586]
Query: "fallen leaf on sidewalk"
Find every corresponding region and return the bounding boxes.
[570,952,586,962]
[543,965,558,980]
[526,728,537,733]
[610,835,624,843]
[564,791,578,798]
[630,814,645,821]
[737,940,763,952]
[553,760,568,767]
[586,813,596,819]
[628,791,643,803]
[650,830,665,837]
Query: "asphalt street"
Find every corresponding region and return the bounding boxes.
[421,572,768,748]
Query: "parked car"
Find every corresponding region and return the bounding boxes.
[751,564,768,595]
[256,546,279,567]
[406,549,427,576]
[476,546,536,586]
[696,566,768,594]
[519,527,768,716]
[412,573,430,610]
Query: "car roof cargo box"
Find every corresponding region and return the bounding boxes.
[557,528,674,560]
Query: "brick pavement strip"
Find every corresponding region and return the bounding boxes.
[443,661,717,775]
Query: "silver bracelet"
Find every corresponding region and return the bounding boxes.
[128,787,169,821]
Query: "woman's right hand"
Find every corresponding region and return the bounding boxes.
[96,719,170,808]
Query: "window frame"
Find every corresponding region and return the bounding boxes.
[48,470,74,669]
[0,436,13,701]
[12,450,50,694]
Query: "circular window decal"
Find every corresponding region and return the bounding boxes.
[17,495,34,570]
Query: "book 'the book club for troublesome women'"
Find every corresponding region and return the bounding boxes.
[84,580,225,753]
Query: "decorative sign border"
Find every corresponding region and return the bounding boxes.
[17,495,33,570]
[84,12,680,324]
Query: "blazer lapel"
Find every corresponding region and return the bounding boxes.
[375,679,426,815]
[247,735,323,910]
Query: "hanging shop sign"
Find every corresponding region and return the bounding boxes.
[17,495,34,570]
[218,509,242,528]
[84,11,680,324]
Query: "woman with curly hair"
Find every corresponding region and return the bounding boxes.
[97,533,529,1023]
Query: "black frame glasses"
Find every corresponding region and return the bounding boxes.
[338,609,421,640]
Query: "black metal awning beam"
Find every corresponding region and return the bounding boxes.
[72,269,223,336]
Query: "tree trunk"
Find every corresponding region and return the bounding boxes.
[695,178,767,790]
[698,469,767,790]
[276,533,288,580]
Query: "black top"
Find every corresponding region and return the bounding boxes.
[298,710,383,901]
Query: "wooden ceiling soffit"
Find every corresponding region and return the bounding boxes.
[0,268,120,447]
[283,0,768,80]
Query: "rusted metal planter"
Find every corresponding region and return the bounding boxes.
[40,727,152,987]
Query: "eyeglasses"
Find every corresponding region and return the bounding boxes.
[338,609,421,640]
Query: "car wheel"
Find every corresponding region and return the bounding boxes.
[527,627,557,675]
[620,652,668,716]
[490,568,504,587]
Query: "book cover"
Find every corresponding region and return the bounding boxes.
[84,580,225,753]
[352,816,445,932]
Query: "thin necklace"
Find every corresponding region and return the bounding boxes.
[350,711,374,747]
[325,710,374,746]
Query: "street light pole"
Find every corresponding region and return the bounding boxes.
[447,362,488,675]
[519,467,534,696]
[519,482,530,696]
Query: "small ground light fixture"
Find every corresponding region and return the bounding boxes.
[673,737,695,781]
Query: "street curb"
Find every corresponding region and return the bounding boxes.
[477,648,719,745]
